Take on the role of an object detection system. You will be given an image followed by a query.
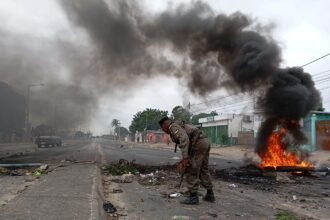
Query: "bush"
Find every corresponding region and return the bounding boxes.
[105,163,139,176]
[275,210,297,220]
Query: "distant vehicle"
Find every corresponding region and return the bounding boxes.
[35,136,62,148]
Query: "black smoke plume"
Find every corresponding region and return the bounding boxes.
[60,0,320,153]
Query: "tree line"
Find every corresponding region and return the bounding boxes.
[112,106,218,136]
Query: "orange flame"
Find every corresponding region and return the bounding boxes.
[259,128,313,168]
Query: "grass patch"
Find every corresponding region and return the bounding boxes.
[105,163,139,176]
[275,210,297,220]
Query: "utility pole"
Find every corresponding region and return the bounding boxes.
[118,122,121,141]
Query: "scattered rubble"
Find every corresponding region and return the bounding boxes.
[110,173,134,183]
[0,164,48,176]
[111,188,123,193]
[169,192,181,198]
[102,160,329,219]
[276,172,295,183]
[172,216,191,220]
[207,213,218,218]
[227,183,238,189]
[138,170,176,186]
[103,159,178,186]
[103,202,117,213]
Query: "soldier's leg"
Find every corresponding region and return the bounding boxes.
[185,155,203,193]
[196,139,215,202]
[199,144,213,189]
[181,147,207,205]
[180,158,201,204]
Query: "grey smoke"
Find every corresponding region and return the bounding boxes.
[0,27,97,129]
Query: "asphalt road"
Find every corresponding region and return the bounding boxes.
[0,139,95,164]
[0,139,244,169]
[100,139,244,169]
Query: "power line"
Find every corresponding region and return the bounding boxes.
[319,85,330,91]
[190,93,243,106]
[312,69,330,78]
[301,53,330,67]
[191,96,252,110]
[204,104,254,114]
[190,95,253,113]
[315,76,330,83]
[191,99,253,114]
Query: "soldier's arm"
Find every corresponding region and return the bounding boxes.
[169,124,190,158]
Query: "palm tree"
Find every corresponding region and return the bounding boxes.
[111,119,120,128]
[111,119,120,140]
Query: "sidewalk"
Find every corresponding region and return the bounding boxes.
[0,163,105,220]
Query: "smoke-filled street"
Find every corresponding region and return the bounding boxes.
[1,0,330,219]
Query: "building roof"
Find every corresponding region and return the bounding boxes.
[310,111,330,115]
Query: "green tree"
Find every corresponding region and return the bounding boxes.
[191,111,218,125]
[129,108,168,133]
[171,106,192,123]
[114,126,129,136]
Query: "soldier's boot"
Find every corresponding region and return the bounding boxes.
[180,192,199,205]
[203,189,215,203]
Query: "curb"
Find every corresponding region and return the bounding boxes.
[90,164,106,220]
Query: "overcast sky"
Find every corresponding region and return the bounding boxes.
[0,0,329,134]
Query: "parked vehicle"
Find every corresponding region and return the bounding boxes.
[35,136,62,148]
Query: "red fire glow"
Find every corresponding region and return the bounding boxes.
[258,128,313,168]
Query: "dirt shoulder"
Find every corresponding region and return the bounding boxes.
[102,162,330,220]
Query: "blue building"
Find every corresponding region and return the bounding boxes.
[302,111,330,151]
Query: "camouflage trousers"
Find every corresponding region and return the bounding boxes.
[185,138,213,193]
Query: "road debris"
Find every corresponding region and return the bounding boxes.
[0,163,44,168]
[171,156,180,160]
[169,192,181,198]
[103,202,117,213]
[39,164,48,171]
[33,164,49,176]
[172,216,191,220]
[207,213,218,218]
[228,183,238,189]
[110,173,134,183]
[276,172,295,183]
[111,188,123,193]
[0,163,50,177]
[138,170,170,186]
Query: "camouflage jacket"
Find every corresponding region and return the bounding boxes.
[168,122,199,158]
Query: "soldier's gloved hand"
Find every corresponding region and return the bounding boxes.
[176,158,190,174]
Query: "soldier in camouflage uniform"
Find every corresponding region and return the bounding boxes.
[159,116,215,205]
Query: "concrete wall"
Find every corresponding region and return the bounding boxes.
[199,114,254,138]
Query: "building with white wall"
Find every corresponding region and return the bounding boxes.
[198,114,256,145]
